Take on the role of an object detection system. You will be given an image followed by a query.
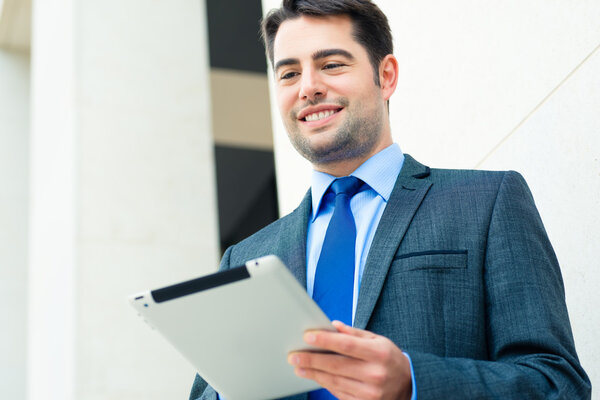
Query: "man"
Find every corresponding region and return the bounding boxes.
[190,0,591,399]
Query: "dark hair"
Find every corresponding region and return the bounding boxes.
[261,0,393,86]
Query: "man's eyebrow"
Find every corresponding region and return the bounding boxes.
[274,58,299,72]
[313,48,355,61]
[274,49,355,72]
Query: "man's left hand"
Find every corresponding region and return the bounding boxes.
[288,321,412,400]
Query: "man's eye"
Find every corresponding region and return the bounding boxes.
[323,63,344,70]
[280,72,299,80]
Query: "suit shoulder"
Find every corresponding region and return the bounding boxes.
[403,154,526,188]
[422,168,534,208]
[427,167,526,189]
[224,196,310,266]
[235,211,291,246]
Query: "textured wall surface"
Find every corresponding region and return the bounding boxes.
[0,49,29,400]
[28,0,219,399]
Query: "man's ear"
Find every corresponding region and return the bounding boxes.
[379,54,399,101]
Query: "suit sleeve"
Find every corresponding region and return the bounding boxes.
[408,171,591,399]
[188,246,233,400]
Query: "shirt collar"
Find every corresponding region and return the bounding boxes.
[310,143,405,221]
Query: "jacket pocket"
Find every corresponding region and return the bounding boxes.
[390,250,468,272]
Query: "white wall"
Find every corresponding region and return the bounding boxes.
[479,47,600,390]
[0,48,29,400]
[262,0,600,389]
[28,1,219,399]
[28,1,77,397]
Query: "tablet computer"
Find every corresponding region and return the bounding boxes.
[129,255,332,400]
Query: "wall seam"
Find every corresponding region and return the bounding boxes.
[475,40,600,168]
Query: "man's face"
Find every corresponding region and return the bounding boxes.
[273,15,388,167]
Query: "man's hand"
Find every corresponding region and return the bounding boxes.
[288,321,412,400]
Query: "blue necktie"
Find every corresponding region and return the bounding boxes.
[309,176,362,400]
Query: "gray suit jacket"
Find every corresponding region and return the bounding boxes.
[190,155,590,399]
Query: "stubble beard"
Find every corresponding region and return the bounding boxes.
[285,98,384,166]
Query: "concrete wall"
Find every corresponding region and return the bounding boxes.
[262,0,600,389]
[0,48,30,400]
[479,46,600,390]
[27,0,219,399]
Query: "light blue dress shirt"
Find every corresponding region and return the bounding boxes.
[307,143,417,400]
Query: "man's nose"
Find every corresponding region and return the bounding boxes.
[298,70,326,101]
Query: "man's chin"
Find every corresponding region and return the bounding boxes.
[287,126,369,164]
[302,143,357,165]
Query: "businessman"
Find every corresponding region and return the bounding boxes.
[190,0,590,398]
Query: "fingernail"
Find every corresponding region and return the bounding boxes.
[296,368,306,377]
[288,354,299,365]
[305,333,316,344]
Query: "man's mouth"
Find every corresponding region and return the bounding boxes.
[300,108,343,122]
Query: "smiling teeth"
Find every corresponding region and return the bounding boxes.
[305,110,336,122]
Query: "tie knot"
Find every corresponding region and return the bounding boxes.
[330,176,362,198]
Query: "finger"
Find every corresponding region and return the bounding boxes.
[288,351,364,380]
[304,330,379,361]
[329,390,363,400]
[296,366,383,400]
[290,350,397,390]
[332,321,378,339]
[327,386,364,400]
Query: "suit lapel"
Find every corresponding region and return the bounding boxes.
[274,190,312,289]
[354,155,432,330]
